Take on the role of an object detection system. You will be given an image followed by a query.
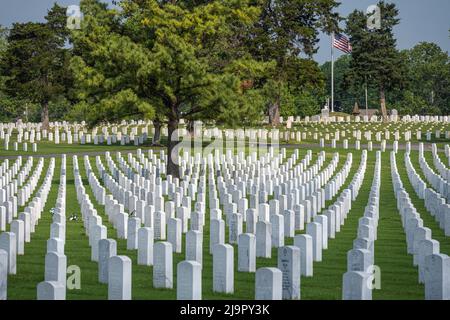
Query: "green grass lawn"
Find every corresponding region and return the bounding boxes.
[3,141,448,300]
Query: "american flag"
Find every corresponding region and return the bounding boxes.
[333,33,352,54]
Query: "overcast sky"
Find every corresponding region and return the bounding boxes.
[0,0,449,64]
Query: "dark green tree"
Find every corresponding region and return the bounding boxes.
[71,0,269,177]
[403,42,449,114]
[248,0,340,125]
[345,1,406,121]
[0,4,72,129]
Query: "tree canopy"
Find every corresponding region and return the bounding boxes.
[345,1,406,120]
[0,4,72,129]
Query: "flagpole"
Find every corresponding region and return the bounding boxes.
[331,32,334,113]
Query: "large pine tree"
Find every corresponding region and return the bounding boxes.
[0,4,71,129]
[71,0,270,177]
[345,1,406,121]
[248,0,340,125]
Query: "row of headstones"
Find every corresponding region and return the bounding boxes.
[0,156,27,192]
[210,151,353,257]
[0,158,17,183]
[250,150,368,299]
[2,131,41,145]
[423,188,450,236]
[1,162,30,194]
[37,161,68,300]
[75,155,159,272]
[287,127,448,142]
[301,122,448,139]
[178,148,292,192]
[431,144,450,183]
[16,158,45,207]
[214,150,327,215]
[404,151,427,200]
[123,149,166,180]
[84,156,107,206]
[113,148,347,244]
[343,151,381,300]
[116,151,166,185]
[391,151,450,299]
[319,138,389,153]
[1,120,447,150]
[410,145,450,235]
[310,115,449,126]
[445,145,450,168]
[418,144,450,203]
[108,151,167,193]
[0,157,56,299]
[3,142,38,152]
[80,148,351,299]
[1,126,150,147]
[102,163,363,302]
[0,122,138,140]
[104,149,344,254]
[1,157,52,233]
[72,154,203,299]
[88,133,148,146]
[104,146,342,249]
[212,154,329,239]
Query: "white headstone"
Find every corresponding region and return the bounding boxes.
[99,239,117,284]
[153,242,173,289]
[0,249,7,300]
[37,281,65,300]
[255,267,282,300]
[238,233,256,272]
[277,246,301,300]
[293,234,313,277]
[137,227,154,266]
[213,244,234,293]
[176,260,202,300]
[0,232,16,274]
[256,221,271,258]
[424,253,450,300]
[342,271,372,300]
[108,255,132,300]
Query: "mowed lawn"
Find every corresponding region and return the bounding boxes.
[2,144,435,300]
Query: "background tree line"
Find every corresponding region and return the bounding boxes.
[0,0,448,127]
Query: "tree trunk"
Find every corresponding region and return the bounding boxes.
[380,87,388,122]
[167,117,180,178]
[268,98,280,126]
[186,119,195,137]
[41,102,50,130]
[152,119,162,146]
